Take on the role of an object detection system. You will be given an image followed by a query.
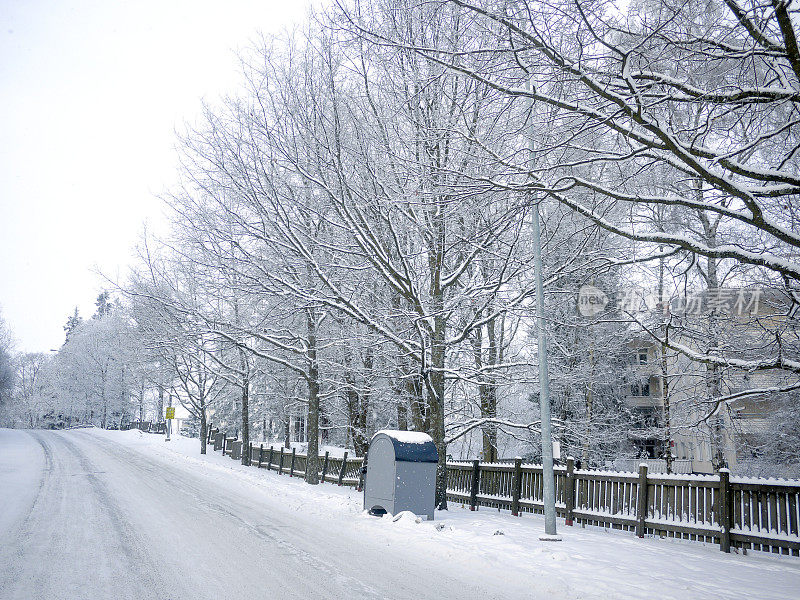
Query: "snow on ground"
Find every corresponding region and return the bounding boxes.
[89,428,800,600]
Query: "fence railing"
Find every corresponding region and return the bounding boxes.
[206,427,365,487]
[203,426,799,557]
[125,420,167,434]
[613,458,693,474]
[446,458,800,556]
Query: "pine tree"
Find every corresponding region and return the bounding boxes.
[93,292,113,319]
[63,307,83,343]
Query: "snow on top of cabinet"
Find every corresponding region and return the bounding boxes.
[375,430,433,445]
[371,430,439,463]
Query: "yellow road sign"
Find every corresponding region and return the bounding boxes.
[165,407,175,419]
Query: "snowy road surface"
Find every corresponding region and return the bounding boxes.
[1,429,798,600]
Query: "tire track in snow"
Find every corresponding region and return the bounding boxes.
[16,430,53,530]
[1,430,177,600]
[51,431,177,598]
[0,431,52,565]
[75,431,395,600]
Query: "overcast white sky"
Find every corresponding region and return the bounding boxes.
[1,0,310,352]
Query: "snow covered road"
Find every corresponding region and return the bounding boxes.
[0,428,511,599]
[2,428,799,600]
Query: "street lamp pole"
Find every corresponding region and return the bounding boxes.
[528,81,559,539]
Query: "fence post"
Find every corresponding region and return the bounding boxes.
[338,451,348,486]
[257,444,264,468]
[207,422,213,444]
[635,463,649,538]
[222,433,227,456]
[321,450,330,483]
[289,448,296,477]
[565,457,575,526]
[279,447,285,474]
[511,458,523,517]
[719,468,732,553]
[267,446,274,471]
[469,459,480,511]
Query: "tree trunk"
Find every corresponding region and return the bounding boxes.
[697,201,725,471]
[582,335,595,464]
[397,402,408,430]
[101,368,108,429]
[658,253,673,474]
[157,385,164,423]
[425,192,448,510]
[408,373,427,431]
[199,403,207,455]
[118,367,125,426]
[239,347,251,466]
[305,308,320,484]
[344,349,361,454]
[428,312,448,510]
[472,316,499,462]
[138,377,145,422]
[661,341,672,472]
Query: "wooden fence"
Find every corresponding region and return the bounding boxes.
[204,426,799,557]
[613,458,693,474]
[206,427,365,487]
[446,459,799,556]
[125,420,167,434]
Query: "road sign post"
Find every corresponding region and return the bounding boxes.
[165,406,175,441]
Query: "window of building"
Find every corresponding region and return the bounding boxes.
[631,381,650,397]
[638,349,648,364]
[292,415,306,442]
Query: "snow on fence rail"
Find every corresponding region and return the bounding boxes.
[200,425,799,557]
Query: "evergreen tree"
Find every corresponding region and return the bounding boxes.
[93,292,113,320]
[63,307,83,343]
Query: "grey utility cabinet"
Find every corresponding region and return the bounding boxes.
[363,430,439,520]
